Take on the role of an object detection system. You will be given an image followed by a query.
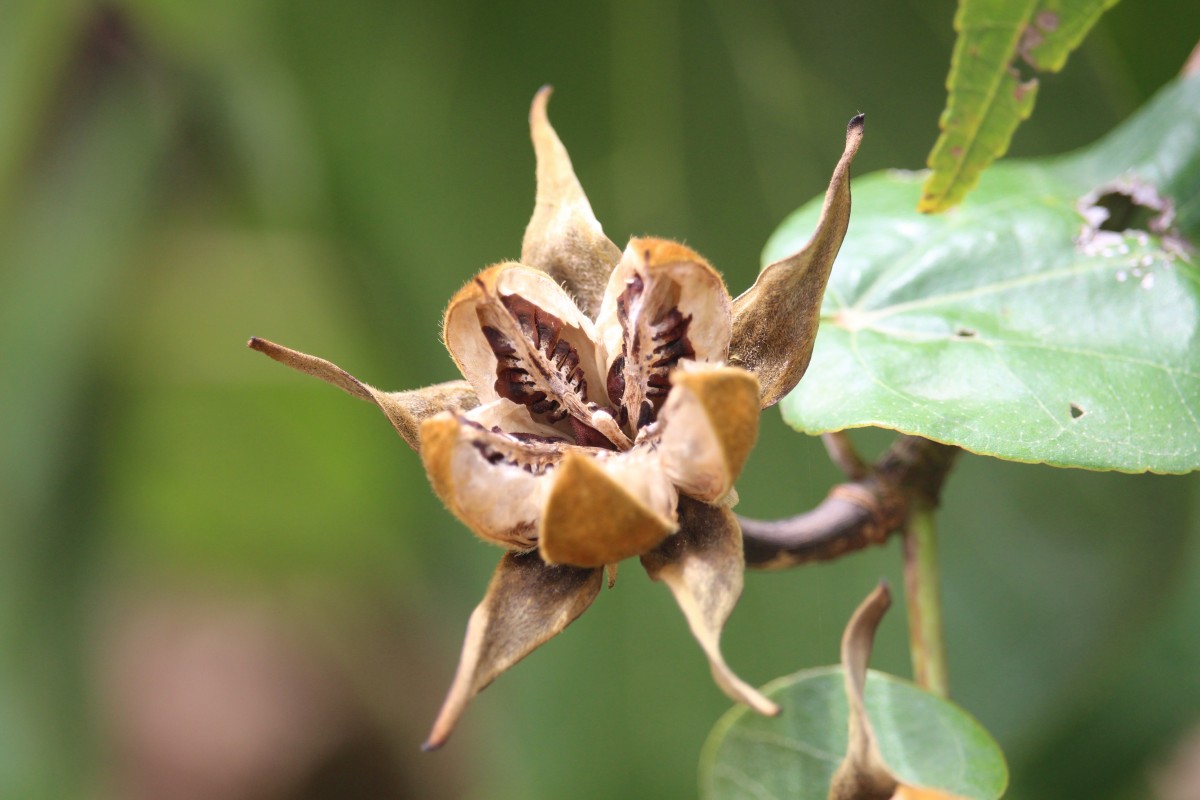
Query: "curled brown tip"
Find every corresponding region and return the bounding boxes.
[530,84,553,123]
[243,336,374,402]
[247,336,287,361]
[844,114,865,158]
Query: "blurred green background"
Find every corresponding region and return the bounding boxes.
[2,1,1198,797]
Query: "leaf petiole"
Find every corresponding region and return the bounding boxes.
[903,501,950,698]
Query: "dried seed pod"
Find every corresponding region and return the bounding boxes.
[251,91,865,748]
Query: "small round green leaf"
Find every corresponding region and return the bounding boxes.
[700,667,1007,800]
[769,74,1200,474]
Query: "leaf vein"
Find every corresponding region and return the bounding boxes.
[856,260,1104,323]
[1169,371,1200,439]
[712,763,782,800]
[925,1,1040,208]
[726,728,842,762]
[840,323,1200,381]
[849,194,1035,310]
[848,332,953,424]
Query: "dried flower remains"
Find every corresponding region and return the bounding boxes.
[249,87,863,749]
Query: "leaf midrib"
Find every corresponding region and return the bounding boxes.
[922,1,1040,206]
[833,253,1197,332]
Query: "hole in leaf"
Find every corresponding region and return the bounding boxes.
[1070,403,1085,419]
[1077,179,1175,241]
[1076,179,1186,259]
[1093,191,1159,233]
[1009,61,1038,93]
[954,327,977,339]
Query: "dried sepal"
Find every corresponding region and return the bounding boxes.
[829,582,968,800]
[730,114,865,408]
[830,581,895,800]
[640,497,778,716]
[595,238,733,432]
[522,86,622,319]
[539,449,678,567]
[659,362,760,503]
[247,337,477,451]
[419,411,560,550]
[424,551,604,751]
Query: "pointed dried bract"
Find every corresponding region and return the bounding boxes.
[424,552,604,750]
[830,581,895,800]
[522,86,622,319]
[829,583,968,800]
[730,114,865,408]
[641,497,779,716]
[247,337,478,450]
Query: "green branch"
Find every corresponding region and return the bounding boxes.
[903,501,949,697]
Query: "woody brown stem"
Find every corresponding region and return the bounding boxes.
[739,434,958,570]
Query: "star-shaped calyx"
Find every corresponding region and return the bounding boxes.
[249,86,863,749]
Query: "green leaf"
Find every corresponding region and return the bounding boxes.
[770,73,1200,474]
[918,0,1120,213]
[700,667,1007,800]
